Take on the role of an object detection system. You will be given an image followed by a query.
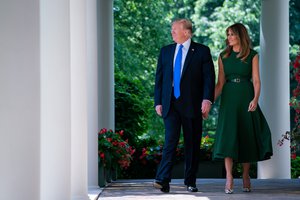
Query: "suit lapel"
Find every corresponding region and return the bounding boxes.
[170,44,176,64]
[181,41,196,77]
[168,44,177,78]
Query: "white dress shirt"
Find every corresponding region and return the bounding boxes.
[173,38,191,76]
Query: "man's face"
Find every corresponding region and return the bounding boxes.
[171,22,188,44]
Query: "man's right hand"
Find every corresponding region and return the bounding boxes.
[155,105,162,116]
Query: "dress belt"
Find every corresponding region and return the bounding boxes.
[226,78,250,83]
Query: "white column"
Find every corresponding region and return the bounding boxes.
[70,0,89,199]
[258,0,290,179]
[40,0,72,199]
[97,0,115,131]
[0,1,40,200]
[87,0,100,190]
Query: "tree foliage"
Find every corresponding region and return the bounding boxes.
[290,0,300,46]
[115,71,152,147]
[192,0,261,59]
[114,0,172,82]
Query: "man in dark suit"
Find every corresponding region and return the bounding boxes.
[153,18,215,193]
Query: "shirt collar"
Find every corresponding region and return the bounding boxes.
[177,38,191,51]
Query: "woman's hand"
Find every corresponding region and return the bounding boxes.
[248,99,258,112]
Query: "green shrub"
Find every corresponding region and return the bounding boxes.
[115,71,152,148]
[118,133,217,179]
[291,156,300,178]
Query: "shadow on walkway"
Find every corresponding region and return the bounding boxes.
[98,179,300,200]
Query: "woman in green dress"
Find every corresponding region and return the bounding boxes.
[213,23,273,194]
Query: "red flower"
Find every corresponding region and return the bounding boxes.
[98,128,135,170]
[294,57,300,69]
[100,152,105,159]
[99,128,107,134]
[119,141,126,147]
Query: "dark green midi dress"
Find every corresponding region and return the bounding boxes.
[212,49,273,163]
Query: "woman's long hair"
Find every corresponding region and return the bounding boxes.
[223,23,252,62]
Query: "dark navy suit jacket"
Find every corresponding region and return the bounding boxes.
[154,41,215,118]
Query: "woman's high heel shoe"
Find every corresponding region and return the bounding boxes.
[224,178,234,194]
[225,188,234,194]
[242,176,251,192]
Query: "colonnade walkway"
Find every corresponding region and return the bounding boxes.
[96,178,300,200]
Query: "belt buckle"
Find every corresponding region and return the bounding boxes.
[235,78,240,83]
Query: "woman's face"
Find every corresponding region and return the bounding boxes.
[227,29,240,47]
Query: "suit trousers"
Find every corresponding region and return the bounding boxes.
[155,97,203,186]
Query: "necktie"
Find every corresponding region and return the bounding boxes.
[174,44,183,99]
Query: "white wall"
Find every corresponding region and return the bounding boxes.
[86,0,99,189]
[97,0,115,131]
[1,0,93,199]
[258,0,290,179]
[70,0,89,199]
[0,0,40,200]
[0,0,110,198]
[40,0,72,199]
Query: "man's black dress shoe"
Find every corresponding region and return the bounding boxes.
[153,181,170,193]
[160,185,170,193]
[187,185,198,192]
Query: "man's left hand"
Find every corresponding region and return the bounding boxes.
[201,100,212,119]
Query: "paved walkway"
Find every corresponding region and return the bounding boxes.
[97,179,300,200]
